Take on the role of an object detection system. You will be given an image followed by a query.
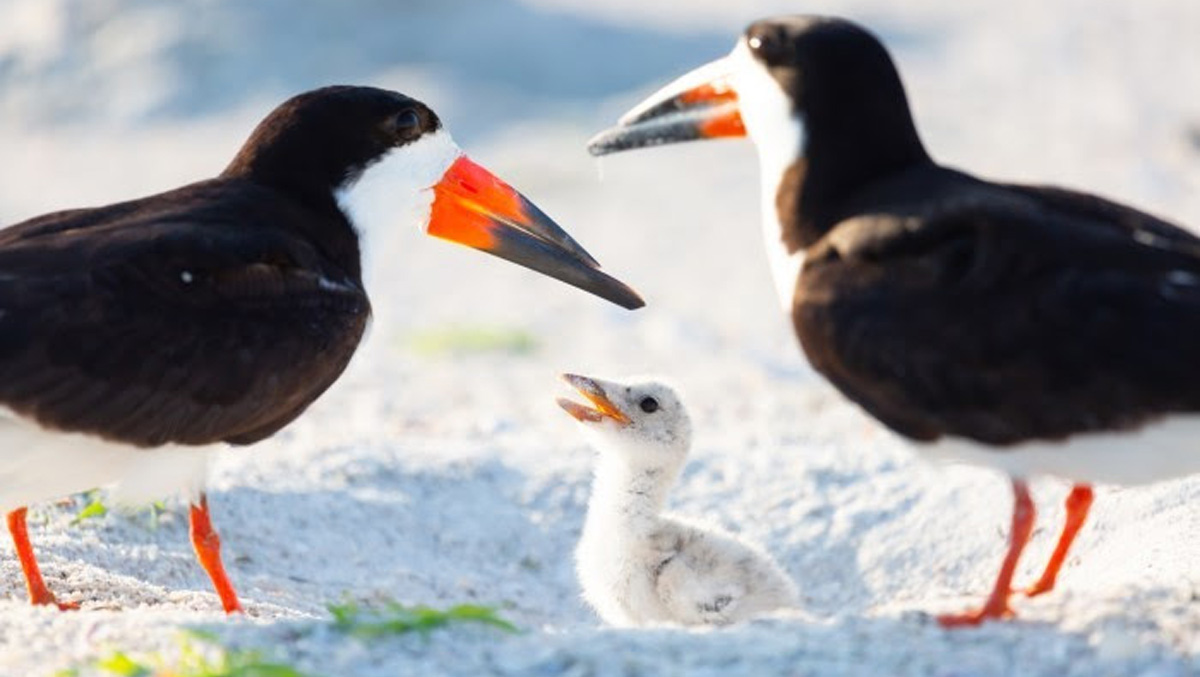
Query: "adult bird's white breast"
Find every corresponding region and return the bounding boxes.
[0,407,212,514]
[917,415,1200,485]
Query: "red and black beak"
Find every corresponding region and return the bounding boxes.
[428,155,644,310]
[588,55,745,156]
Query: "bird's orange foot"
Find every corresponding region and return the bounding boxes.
[1023,577,1056,598]
[938,480,1035,629]
[189,495,243,614]
[1023,484,1094,600]
[30,590,79,611]
[937,600,1014,628]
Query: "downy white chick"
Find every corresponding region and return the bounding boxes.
[558,373,798,627]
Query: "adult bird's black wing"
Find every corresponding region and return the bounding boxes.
[0,180,370,447]
[795,177,1200,445]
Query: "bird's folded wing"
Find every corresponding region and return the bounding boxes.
[0,217,369,448]
[1003,182,1200,251]
[798,194,1200,445]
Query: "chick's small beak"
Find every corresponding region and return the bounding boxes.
[557,373,631,424]
[428,155,644,310]
[587,55,745,156]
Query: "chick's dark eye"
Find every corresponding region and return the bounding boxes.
[639,397,659,414]
[390,109,421,137]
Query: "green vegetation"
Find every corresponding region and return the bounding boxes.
[328,600,519,639]
[69,490,169,530]
[57,634,305,677]
[403,325,538,357]
[70,492,108,526]
[57,602,515,676]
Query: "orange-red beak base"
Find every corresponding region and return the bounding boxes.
[427,155,643,310]
[587,67,746,156]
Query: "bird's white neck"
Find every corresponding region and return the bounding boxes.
[729,39,808,312]
[585,456,680,538]
[759,175,805,312]
[746,104,806,312]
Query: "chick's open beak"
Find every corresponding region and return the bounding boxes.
[428,155,644,310]
[557,373,631,424]
[587,55,745,156]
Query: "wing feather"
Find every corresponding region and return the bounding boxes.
[797,185,1200,444]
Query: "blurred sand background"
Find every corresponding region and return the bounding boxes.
[0,1,1198,675]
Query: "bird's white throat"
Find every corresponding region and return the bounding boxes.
[336,130,462,290]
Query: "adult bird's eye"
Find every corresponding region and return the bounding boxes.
[639,397,659,414]
[747,27,788,64]
[390,109,421,138]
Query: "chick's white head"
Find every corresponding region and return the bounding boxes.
[558,374,692,468]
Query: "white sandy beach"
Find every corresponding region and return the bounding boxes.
[0,1,1199,675]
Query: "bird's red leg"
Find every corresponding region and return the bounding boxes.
[1025,484,1093,597]
[938,479,1035,628]
[188,495,243,613]
[6,508,77,610]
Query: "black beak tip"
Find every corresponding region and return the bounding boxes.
[587,122,691,157]
[586,128,619,157]
[586,125,650,157]
[604,281,646,310]
[623,290,647,310]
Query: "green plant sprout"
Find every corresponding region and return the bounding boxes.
[403,325,538,357]
[69,490,170,530]
[56,633,306,677]
[327,599,519,639]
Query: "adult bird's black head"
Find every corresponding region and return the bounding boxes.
[230,85,643,309]
[588,17,931,253]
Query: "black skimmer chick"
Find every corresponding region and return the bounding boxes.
[0,85,642,613]
[559,374,797,627]
[588,16,1200,626]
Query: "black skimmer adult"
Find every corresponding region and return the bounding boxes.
[588,15,1200,626]
[0,85,641,613]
